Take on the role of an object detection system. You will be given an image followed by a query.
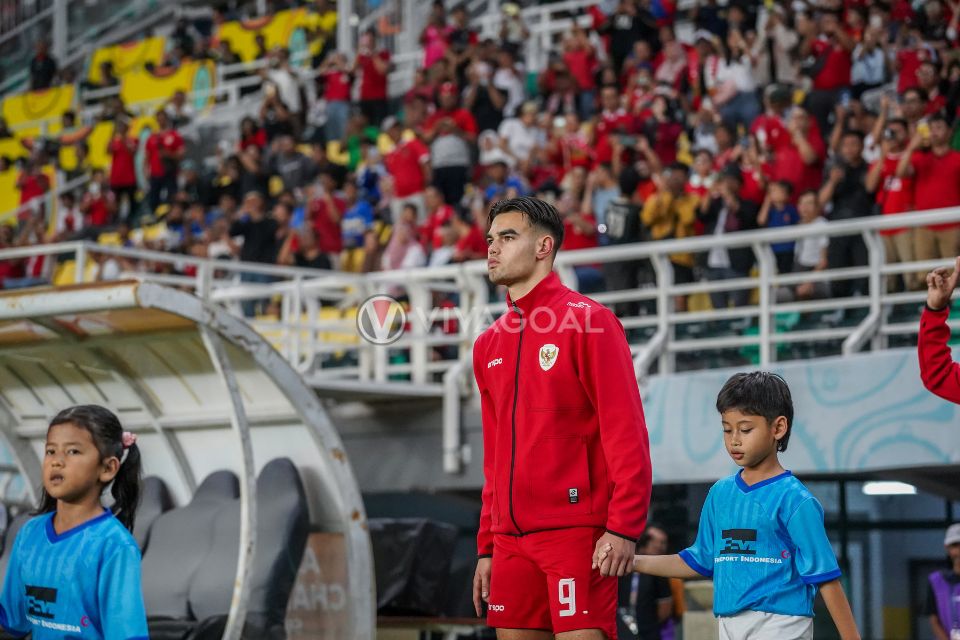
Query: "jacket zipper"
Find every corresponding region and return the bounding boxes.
[508,301,524,534]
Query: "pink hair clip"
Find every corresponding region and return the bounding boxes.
[121,431,137,449]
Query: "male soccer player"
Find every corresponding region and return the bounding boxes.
[472,196,652,639]
[920,256,960,403]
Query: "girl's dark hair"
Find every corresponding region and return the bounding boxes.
[37,405,142,531]
[716,372,794,452]
[488,196,565,256]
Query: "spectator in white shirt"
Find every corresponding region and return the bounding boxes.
[777,189,831,302]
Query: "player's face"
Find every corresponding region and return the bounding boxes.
[721,410,784,469]
[43,423,116,503]
[486,211,544,287]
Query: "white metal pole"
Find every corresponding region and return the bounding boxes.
[52,0,68,64]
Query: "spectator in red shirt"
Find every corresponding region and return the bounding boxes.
[800,10,854,136]
[917,61,948,116]
[451,209,487,263]
[561,198,604,293]
[897,114,960,261]
[764,107,826,197]
[540,61,579,118]
[80,170,117,229]
[641,95,683,167]
[107,119,139,222]
[420,186,455,250]
[894,29,933,94]
[423,82,478,206]
[562,25,598,120]
[751,85,792,157]
[866,117,918,291]
[16,161,50,219]
[354,30,391,126]
[319,52,353,143]
[309,172,346,266]
[239,116,267,152]
[383,115,431,221]
[593,85,634,165]
[900,87,929,132]
[144,110,185,214]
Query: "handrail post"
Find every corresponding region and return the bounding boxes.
[407,282,430,385]
[842,231,884,355]
[651,253,674,374]
[442,355,471,474]
[75,243,88,284]
[754,242,775,366]
[865,230,885,351]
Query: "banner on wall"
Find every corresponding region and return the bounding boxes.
[285,532,349,639]
[0,138,28,162]
[2,85,76,130]
[0,165,57,225]
[87,36,167,84]
[120,60,216,113]
[216,8,310,64]
[643,348,959,483]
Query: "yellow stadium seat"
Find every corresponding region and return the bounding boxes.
[87,37,166,84]
[97,232,122,247]
[119,61,216,114]
[51,259,98,286]
[216,9,305,63]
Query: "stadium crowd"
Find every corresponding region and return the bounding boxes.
[2,0,960,311]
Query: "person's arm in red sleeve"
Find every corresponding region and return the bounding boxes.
[897,132,925,178]
[473,336,496,557]
[457,110,479,142]
[919,256,960,404]
[578,307,651,571]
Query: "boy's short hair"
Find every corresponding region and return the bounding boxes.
[770,180,793,195]
[716,372,794,452]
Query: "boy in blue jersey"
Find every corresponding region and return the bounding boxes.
[599,372,860,639]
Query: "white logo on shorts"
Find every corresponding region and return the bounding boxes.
[488,604,506,612]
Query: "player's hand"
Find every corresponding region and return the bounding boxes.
[926,256,960,311]
[592,533,634,577]
[473,557,492,616]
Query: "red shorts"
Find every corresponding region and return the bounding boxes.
[487,528,617,637]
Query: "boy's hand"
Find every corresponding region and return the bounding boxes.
[592,533,634,577]
[926,256,960,310]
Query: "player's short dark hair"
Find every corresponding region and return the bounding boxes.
[488,196,564,257]
[716,372,794,452]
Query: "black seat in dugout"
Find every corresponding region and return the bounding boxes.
[143,470,239,640]
[186,457,310,640]
[0,512,31,584]
[134,476,175,552]
[0,512,33,640]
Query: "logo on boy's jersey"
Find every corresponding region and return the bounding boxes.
[720,529,757,555]
[26,585,57,619]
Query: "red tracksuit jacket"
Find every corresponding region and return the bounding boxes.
[919,305,960,403]
[473,272,652,557]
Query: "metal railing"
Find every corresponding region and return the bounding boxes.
[0,206,957,387]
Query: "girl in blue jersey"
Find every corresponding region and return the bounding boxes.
[600,372,861,640]
[0,405,148,639]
